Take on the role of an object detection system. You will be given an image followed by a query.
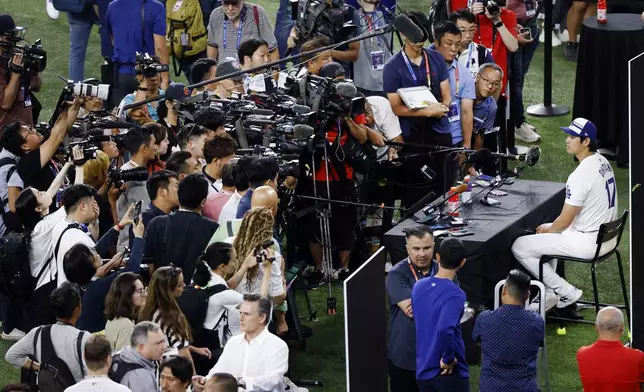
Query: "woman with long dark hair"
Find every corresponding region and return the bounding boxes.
[15,158,83,331]
[139,266,206,373]
[104,272,147,351]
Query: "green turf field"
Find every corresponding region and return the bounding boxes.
[0,0,631,390]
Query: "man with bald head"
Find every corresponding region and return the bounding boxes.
[208,185,279,245]
[577,306,644,391]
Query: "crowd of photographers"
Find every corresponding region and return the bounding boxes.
[0,0,563,390]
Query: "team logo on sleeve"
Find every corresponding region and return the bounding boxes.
[566,185,571,199]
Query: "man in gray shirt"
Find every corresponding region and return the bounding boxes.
[110,321,167,392]
[116,127,157,251]
[5,282,90,383]
[206,0,278,64]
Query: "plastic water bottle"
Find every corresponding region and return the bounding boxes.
[597,0,607,23]
[461,176,472,205]
[447,187,460,217]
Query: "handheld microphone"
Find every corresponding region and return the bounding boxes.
[392,14,425,43]
[493,146,541,167]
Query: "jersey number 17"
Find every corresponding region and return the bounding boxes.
[605,177,616,208]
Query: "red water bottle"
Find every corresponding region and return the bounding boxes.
[597,0,607,24]
[447,187,460,217]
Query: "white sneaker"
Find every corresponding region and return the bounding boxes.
[557,287,583,308]
[522,122,538,133]
[551,31,562,47]
[558,29,569,42]
[528,289,558,313]
[539,28,545,43]
[2,329,25,341]
[284,377,309,392]
[46,0,60,20]
[515,123,541,143]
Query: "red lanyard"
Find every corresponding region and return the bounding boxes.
[408,262,419,282]
[454,63,460,99]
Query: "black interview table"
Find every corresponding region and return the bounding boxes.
[384,179,565,308]
[573,13,644,167]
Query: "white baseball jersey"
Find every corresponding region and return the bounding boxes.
[565,153,617,232]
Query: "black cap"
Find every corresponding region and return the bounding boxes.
[0,14,18,35]
[165,82,191,102]
[215,59,245,81]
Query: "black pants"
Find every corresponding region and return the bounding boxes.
[417,374,470,392]
[0,293,24,334]
[388,360,419,392]
[112,71,139,108]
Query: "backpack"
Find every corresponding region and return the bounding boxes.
[35,325,85,392]
[177,284,229,334]
[427,0,451,42]
[51,0,89,13]
[108,352,144,384]
[166,0,208,76]
[0,232,40,300]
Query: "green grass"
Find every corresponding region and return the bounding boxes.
[0,1,632,391]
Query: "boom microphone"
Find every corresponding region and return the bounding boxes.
[392,14,425,43]
[293,124,315,139]
[292,104,312,114]
[493,146,542,167]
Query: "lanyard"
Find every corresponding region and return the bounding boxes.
[408,262,419,282]
[453,62,460,99]
[223,14,245,50]
[465,44,474,70]
[363,12,383,49]
[401,49,431,88]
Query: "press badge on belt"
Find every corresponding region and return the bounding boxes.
[448,102,459,123]
[371,50,385,70]
[22,87,32,108]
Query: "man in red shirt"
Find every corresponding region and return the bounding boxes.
[471,2,518,95]
[577,306,644,392]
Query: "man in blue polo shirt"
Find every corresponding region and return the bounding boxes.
[473,269,544,392]
[431,21,475,149]
[386,226,437,392]
[473,63,501,150]
[412,237,469,392]
[382,11,451,207]
[106,0,169,106]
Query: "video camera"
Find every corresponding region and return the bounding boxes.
[0,28,47,73]
[293,0,357,44]
[135,53,169,78]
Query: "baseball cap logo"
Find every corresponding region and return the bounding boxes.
[183,87,189,96]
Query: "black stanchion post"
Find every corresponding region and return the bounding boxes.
[526,0,570,117]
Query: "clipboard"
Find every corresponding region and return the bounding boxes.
[397,86,438,110]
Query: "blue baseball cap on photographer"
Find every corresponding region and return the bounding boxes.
[165,83,191,102]
[560,117,597,142]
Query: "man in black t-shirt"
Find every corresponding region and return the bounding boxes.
[0,99,81,202]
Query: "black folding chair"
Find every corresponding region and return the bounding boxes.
[539,210,630,325]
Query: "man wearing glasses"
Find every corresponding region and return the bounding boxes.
[449,10,495,87]
[206,0,278,64]
[472,64,501,150]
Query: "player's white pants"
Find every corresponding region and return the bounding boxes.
[511,228,597,296]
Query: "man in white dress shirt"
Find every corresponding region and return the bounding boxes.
[65,335,132,392]
[198,294,288,391]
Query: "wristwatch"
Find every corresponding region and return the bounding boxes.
[494,20,504,28]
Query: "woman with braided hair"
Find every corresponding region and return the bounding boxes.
[227,207,288,334]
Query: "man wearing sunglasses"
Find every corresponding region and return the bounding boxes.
[206,0,278,65]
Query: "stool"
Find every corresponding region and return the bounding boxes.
[538,210,630,326]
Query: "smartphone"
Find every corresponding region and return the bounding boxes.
[133,200,143,225]
[519,27,532,40]
[421,165,437,181]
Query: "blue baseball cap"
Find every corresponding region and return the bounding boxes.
[560,118,597,142]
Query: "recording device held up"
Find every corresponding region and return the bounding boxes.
[477,0,503,16]
[108,167,149,188]
[135,52,169,78]
[292,0,358,44]
[0,27,47,73]
[255,240,276,264]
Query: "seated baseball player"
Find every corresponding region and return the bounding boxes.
[512,118,617,311]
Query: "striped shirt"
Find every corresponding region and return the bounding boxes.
[206,3,278,63]
[153,310,189,353]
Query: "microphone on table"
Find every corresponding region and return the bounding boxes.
[421,183,468,216]
[492,146,542,167]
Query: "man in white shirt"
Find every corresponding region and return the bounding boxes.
[65,334,132,392]
[203,294,289,392]
[202,135,236,196]
[364,96,403,161]
[512,118,617,311]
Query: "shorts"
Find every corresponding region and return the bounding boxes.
[308,181,357,251]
